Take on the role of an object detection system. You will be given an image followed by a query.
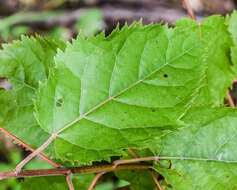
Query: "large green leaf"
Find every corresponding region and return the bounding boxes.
[152,107,237,190]
[36,21,203,164]
[0,36,65,152]
[35,15,236,165]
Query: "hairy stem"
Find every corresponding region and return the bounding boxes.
[0,127,60,168]
[0,164,151,180]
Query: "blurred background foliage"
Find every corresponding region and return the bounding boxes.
[0,0,237,189]
[0,0,236,42]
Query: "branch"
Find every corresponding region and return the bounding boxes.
[0,164,151,180]
[114,156,159,167]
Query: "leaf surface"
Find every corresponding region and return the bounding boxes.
[20,174,94,190]
[152,108,237,190]
[36,16,236,164]
[36,20,207,164]
[0,36,65,151]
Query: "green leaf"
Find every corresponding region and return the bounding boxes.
[36,20,208,164]
[152,107,237,190]
[0,36,65,152]
[36,15,236,165]
[20,174,94,190]
[155,161,237,190]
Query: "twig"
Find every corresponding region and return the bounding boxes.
[66,172,75,190]
[127,148,163,190]
[127,148,139,158]
[0,164,151,180]
[88,172,105,190]
[0,127,60,168]
[113,156,159,167]
[227,90,235,108]
[183,0,196,20]
[14,133,57,174]
[150,170,163,190]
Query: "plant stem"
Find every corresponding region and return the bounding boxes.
[227,90,235,108]
[127,148,139,158]
[0,127,60,168]
[14,133,57,174]
[0,164,151,180]
[66,172,75,190]
[183,0,196,20]
[88,172,105,190]
[113,156,159,167]
[150,170,163,190]
[127,148,163,190]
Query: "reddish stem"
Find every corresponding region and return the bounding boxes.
[66,172,75,190]
[127,148,163,190]
[0,164,151,180]
[127,148,138,158]
[88,172,105,190]
[150,170,163,190]
[14,133,57,174]
[114,156,158,167]
[0,127,59,168]
[227,90,235,108]
[183,0,196,20]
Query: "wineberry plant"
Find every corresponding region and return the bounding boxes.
[0,10,237,190]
